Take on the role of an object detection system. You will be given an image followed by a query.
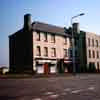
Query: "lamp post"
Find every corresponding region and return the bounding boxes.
[71,13,85,75]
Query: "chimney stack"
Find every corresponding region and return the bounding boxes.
[73,23,80,34]
[24,14,32,31]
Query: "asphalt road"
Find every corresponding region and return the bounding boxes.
[0,74,100,100]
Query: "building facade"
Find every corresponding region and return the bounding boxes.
[77,31,100,72]
[9,14,73,74]
[9,14,100,74]
[33,29,72,73]
[86,32,100,72]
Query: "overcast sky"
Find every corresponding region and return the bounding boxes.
[0,0,100,66]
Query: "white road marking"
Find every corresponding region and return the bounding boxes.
[64,88,71,91]
[71,89,82,94]
[49,94,59,98]
[88,86,95,90]
[44,92,54,95]
[32,98,42,100]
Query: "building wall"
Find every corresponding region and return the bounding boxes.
[32,31,72,73]
[9,30,33,73]
[33,31,72,59]
[86,32,100,70]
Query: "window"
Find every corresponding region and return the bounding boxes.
[36,46,41,56]
[93,50,95,58]
[69,38,72,46]
[51,34,55,43]
[51,48,56,57]
[36,31,40,41]
[92,39,94,47]
[44,47,48,57]
[89,50,91,58]
[96,40,98,47]
[64,49,68,57]
[64,37,67,44]
[88,38,90,46]
[97,51,99,58]
[44,32,48,42]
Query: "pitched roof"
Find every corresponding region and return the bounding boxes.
[32,21,71,37]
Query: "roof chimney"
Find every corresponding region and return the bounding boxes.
[73,23,80,34]
[24,14,32,31]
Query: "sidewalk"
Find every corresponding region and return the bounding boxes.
[33,73,73,78]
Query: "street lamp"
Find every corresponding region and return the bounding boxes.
[71,13,85,75]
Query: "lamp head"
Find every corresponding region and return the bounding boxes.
[79,13,85,16]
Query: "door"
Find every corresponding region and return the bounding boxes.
[44,63,49,75]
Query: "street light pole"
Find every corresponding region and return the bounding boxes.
[71,13,85,75]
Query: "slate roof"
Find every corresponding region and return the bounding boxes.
[32,21,71,37]
[9,21,72,37]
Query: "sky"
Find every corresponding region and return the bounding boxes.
[0,0,100,66]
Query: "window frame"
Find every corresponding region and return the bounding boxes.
[36,46,41,56]
[96,40,98,47]
[88,38,90,46]
[89,50,91,58]
[36,31,40,41]
[44,32,48,42]
[51,34,55,43]
[92,39,94,47]
[93,50,95,58]
[51,48,56,57]
[44,47,48,57]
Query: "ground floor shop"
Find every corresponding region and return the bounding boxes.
[33,58,73,74]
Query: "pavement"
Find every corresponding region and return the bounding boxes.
[0,74,100,100]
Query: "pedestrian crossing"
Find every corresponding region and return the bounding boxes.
[32,86,96,100]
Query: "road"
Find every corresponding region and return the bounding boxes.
[0,74,100,100]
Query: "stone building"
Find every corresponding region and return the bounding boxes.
[9,14,73,74]
[85,32,100,72]
[77,30,100,72]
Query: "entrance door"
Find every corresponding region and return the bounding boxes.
[44,63,49,75]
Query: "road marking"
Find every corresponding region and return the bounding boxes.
[44,92,54,95]
[88,86,95,90]
[49,94,59,98]
[71,89,82,94]
[64,88,71,91]
[32,98,42,100]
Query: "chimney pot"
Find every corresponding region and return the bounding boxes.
[24,14,32,31]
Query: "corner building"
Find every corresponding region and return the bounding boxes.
[9,14,73,74]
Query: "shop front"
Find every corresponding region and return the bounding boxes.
[35,59,57,74]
